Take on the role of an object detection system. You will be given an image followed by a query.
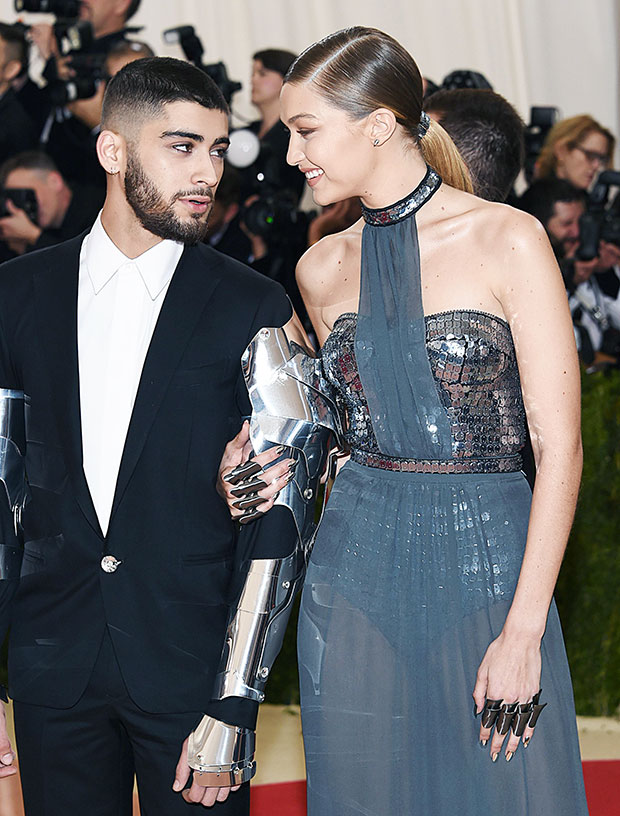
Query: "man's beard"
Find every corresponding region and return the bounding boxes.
[124,151,213,245]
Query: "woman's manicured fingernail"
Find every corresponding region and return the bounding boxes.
[505,751,513,762]
[275,445,286,454]
[479,739,487,747]
[492,752,499,762]
[523,737,530,748]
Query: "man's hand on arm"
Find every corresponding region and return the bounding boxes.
[0,703,16,779]
[172,735,240,807]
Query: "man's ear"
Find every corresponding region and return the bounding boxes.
[366,107,398,148]
[47,171,66,192]
[3,59,22,84]
[96,129,125,176]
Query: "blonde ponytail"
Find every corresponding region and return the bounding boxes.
[420,119,473,193]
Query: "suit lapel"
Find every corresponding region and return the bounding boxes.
[33,233,103,537]
[109,245,223,521]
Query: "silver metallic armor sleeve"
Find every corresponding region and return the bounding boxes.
[187,326,342,786]
[0,388,28,581]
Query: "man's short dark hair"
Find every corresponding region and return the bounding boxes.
[124,0,141,22]
[0,22,28,76]
[252,48,297,77]
[425,88,525,202]
[102,56,228,133]
[517,179,586,227]
[0,150,59,186]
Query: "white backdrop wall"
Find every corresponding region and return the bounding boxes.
[2,0,619,146]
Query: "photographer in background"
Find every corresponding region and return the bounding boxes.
[535,114,614,191]
[240,48,304,204]
[0,23,38,165]
[29,0,146,188]
[205,165,252,263]
[518,178,619,365]
[424,88,524,202]
[63,38,154,131]
[0,150,103,255]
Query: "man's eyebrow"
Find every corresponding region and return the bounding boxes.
[212,136,231,148]
[160,130,204,142]
[286,113,319,124]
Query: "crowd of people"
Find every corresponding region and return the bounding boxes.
[1,5,617,359]
[0,6,610,815]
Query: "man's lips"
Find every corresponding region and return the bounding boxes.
[178,197,212,213]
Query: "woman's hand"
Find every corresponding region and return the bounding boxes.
[217,421,296,520]
[473,630,542,762]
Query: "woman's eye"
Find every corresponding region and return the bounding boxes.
[298,129,313,138]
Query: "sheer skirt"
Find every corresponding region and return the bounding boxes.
[298,461,588,816]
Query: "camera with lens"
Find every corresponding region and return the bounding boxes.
[14,0,106,105]
[14,0,80,15]
[241,188,301,241]
[163,25,241,104]
[577,170,620,261]
[0,188,38,223]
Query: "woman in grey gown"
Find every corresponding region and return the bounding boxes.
[222,26,588,816]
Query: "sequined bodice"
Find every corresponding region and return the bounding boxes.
[321,310,526,461]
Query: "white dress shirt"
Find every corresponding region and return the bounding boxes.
[78,214,184,534]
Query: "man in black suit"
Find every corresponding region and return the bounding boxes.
[0,57,293,814]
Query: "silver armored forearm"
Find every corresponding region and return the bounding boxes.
[187,326,342,786]
[0,388,28,581]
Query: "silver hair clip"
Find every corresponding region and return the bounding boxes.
[418,111,430,139]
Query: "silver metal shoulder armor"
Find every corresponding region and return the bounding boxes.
[0,388,28,581]
[187,327,342,786]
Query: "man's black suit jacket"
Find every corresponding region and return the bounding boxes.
[0,232,292,729]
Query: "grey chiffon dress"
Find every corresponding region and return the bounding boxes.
[297,167,589,815]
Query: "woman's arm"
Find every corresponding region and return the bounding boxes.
[473,209,582,759]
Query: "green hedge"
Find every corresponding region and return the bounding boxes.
[555,368,620,717]
[3,369,619,714]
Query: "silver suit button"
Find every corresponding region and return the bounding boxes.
[101,555,122,573]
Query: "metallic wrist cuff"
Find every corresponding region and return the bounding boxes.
[187,715,255,788]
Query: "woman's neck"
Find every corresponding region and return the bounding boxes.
[359,148,430,210]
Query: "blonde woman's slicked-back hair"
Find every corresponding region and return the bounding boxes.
[284,27,473,193]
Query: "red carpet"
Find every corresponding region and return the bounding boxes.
[251,781,307,815]
[249,761,620,816]
[583,760,620,816]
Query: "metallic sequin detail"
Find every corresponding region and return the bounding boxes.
[361,166,441,226]
[321,310,526,468]
[350,449,522,474]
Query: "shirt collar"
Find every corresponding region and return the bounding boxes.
[84,213,185,300]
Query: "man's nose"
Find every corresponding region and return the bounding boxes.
[191,158,219,187]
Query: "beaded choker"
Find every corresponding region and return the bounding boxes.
[361,165,442,226]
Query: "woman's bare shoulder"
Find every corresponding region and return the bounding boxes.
[296,219,363,303]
